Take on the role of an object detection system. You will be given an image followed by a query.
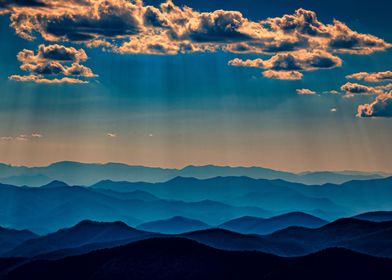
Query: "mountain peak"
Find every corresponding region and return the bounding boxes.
[40,180,69,189]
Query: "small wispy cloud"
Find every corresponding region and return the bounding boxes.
[107,133,117,138]
[15,135,28,141]
[31,132,43,138]
[296,88,317,95]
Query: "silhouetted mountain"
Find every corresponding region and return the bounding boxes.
[5,220,150,258]
[137,217,210,234]
[0,182,271,233]
[2,238,392,280]
[219,212,327,234]
[0,228,37,255]
[0,161,385,187]
[354,211,392,222]
[180,228,307,256]
[267,218,392,257]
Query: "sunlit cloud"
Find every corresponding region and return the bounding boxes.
[357,91,392,118]
[9,44,96,84]
[346,71,392,83]
[0,0,389,81]
[296,88,317,95]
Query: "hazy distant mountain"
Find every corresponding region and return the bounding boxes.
[354,211,392,222]
[5,220,150,258]
[90,176,392,220]
[285,177,392,213]
[2,238,392,280]
[137,217,210,234]
[0,162,385,187]
[219,212,327,235]
[0,227,37,255]
[0,181,271,233]
[39,180,70,189]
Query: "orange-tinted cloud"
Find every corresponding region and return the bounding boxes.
[346,71,392,83]
[357,91,392,118]
[340,82,391,97]
[230,50,342,70]
[1,1,390,81]
[296,88,317,95]
[262,70,303,80]
[9,44,95,83]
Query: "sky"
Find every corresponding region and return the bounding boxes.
[0,0,391,172]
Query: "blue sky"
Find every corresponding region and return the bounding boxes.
[0,0,391,172]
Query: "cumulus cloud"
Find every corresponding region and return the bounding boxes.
[9,44,95,83]
[296,88,317,95]
[229,50,341,79]
[1,1,390,81]
[357,91,392,118]
[0,0,46,14]
[262,70,303,80]
[340,82,390,97]
[1,1,389,53]
[346,71,392,83]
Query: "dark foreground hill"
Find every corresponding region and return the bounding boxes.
[219,212,327,234]
[137,216,210,234]
[2,238,392,280]
[354,211,392,222]
[5,220,150,258]
[0,228,37,256]
[3,217,392,259]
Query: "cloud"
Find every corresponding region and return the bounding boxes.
[0,0,47,14]
[107,133,117,138]
[340,82,390,97]
[9,44,95,83]
[346,71,392,83]
[7,0,143,41]
[1,1,390,81]
[327,20,391,54]
[31,132,43,138]
[9,74,87,84]
[324,90,340,94]
[296,88,317,95]
[2,1,389,53]
[357,91,392,118]
[229,50,342,79]
[262,70,303,80]
[15,134,28,141]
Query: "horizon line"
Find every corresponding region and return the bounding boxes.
[0,160,389,175]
